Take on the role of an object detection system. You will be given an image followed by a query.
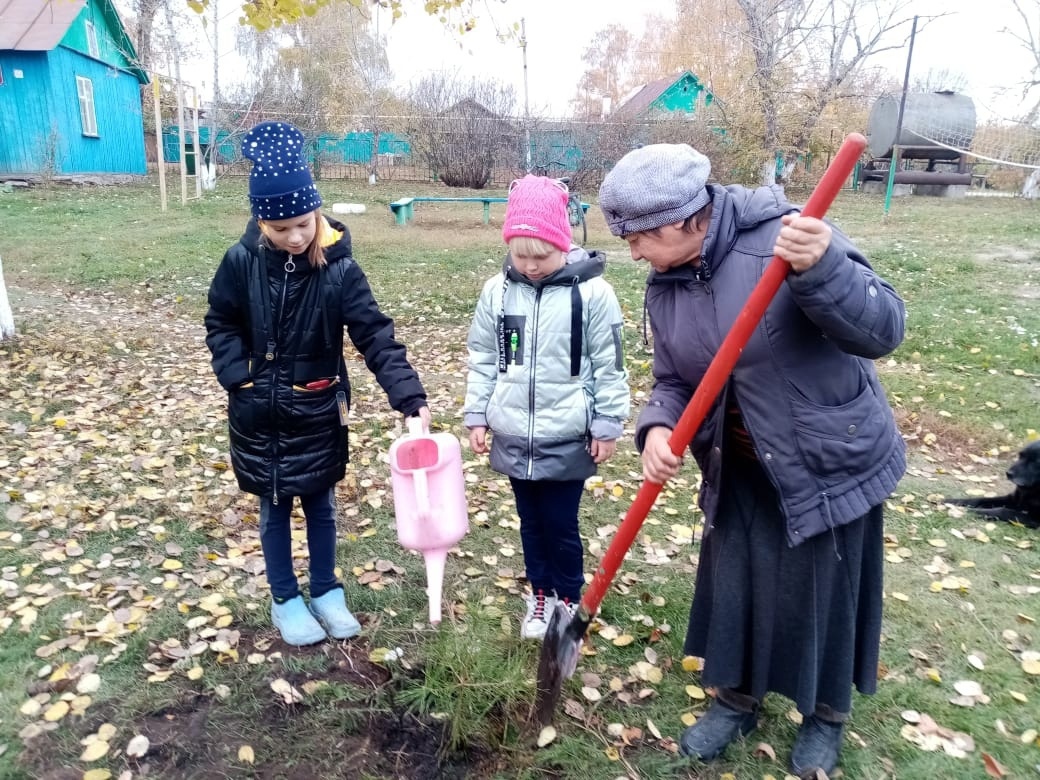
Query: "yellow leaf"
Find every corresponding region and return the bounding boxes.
[83,770,112,780]
[1023,659,1040,676]
[186,666,204,680]
[43,700,70,722]
[1009,690,1028,703]
[80,740,109,762]
[926,668,942,683]
[161,558,183,570]
[681,655,703,672]
[612,634,635,647]
[97,723,117,741]
[604,745,620,760]
[238,744,255,763]
[680,712,697,726]
[685,684,706,700]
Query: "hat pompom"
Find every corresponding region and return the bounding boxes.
[501,175,572,252]
[242,121,322,221]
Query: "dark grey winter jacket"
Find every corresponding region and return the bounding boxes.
[205,217,427,499]
[635,184,906,546]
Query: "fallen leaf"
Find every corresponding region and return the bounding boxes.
[753,741,777,760]
[80,740,109,762]
[238,744,255,763]
[126,734,149,757]
[270,678,303,704]
[982,752,1008,778]
[537,725,557,747]
[580,686,602,702]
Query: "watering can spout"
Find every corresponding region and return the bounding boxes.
[423,547,449,625]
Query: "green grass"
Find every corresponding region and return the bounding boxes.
[0,179,1039,779]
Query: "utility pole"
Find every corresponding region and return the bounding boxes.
[884,14,918,216]
[521,17,530,173]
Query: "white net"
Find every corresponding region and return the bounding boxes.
[904,110,1040,170]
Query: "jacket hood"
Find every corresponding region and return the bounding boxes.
[503,245,606,288]
[238,215,354,268]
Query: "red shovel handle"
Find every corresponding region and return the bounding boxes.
[580,132,867,617]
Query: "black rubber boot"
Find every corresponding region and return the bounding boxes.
[679,700,759,760]
[790,715,844,777]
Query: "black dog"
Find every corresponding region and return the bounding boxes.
[944,440,1040,529]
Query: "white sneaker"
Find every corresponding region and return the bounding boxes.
[520,589,557,640]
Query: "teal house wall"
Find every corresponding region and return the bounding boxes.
[0,0,149,176]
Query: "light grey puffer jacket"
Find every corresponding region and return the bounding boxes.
[465,247,630,481]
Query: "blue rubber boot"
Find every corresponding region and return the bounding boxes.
[309,587,362,639]
[271,595,327,646]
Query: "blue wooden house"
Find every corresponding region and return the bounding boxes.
[0,0,149,176]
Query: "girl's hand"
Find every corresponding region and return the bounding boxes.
[590,438,617,464]
[468,426,489,454]
[642,426,683,483]
[774,214,832,273]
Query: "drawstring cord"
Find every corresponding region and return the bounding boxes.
[821,492,842,561]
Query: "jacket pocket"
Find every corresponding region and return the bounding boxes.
[228,385,258,440]
[788,380,888,480]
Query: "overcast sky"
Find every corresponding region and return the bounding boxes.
[378,0,1034,121]
[181,0,1035,122]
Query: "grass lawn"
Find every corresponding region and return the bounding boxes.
[0,176,1038,779]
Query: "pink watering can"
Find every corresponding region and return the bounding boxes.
[388,418,469,625]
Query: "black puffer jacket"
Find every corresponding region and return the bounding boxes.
[205,217,427,499]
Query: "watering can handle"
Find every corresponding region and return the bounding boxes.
[406,416,424,436]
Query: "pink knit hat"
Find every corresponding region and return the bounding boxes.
[502,175,572,252]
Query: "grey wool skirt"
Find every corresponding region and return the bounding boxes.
[684,455,885,716]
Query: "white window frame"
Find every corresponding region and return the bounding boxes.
[85,21,99,58]
[76,76,98,137]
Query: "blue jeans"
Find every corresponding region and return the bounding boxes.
[509,478,586,602]
[259,488,340,602]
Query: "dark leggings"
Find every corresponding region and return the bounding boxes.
[510,478,586,602]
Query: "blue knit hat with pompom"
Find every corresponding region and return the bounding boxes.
[242,121,322,220]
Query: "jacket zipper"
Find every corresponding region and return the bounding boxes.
[526,287,543,479]
[270,258,293,504]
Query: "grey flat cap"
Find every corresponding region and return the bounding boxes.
[599,144,712,236]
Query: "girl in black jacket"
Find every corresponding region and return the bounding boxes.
[205,121,430,645]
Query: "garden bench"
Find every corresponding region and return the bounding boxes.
[389,196,589,226]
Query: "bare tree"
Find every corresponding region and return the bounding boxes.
[734,0,936,184]
[1007,0,1040,124]
[407,75,518,189]
[570,25,636,120]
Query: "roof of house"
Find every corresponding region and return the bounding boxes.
[0,0,147,83]
[610,71,712,121]
[0,0,87,50]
